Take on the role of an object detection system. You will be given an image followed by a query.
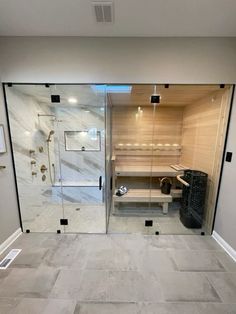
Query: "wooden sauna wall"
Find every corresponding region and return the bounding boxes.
[180,87,232,232]
[112,106,184,166]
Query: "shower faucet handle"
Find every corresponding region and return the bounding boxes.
[40,165,48,173]
[32,171,37,176]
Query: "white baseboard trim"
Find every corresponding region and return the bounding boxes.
[0,228,22,256]
[212,231,236,262]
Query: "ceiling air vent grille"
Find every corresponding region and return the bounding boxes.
[93,2,113,23]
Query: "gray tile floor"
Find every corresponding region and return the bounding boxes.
[0,233,236,313]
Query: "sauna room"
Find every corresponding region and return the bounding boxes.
[108,84,233,235]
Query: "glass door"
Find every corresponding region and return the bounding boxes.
[5,84,64,232]
[5,83,107,234]
[54,85,106,233]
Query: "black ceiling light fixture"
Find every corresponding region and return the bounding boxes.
[150,85,161,104]
[51,95,60,103]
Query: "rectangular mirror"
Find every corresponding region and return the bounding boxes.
[0,124,7,153]
[64,130,101,151]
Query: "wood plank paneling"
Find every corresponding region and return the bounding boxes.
[180,88,232,232]
[112,106,183,166]
[109,84,230,107]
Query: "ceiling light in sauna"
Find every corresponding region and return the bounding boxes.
[68,97,78,104]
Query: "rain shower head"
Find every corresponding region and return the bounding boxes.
[46,130,55,142]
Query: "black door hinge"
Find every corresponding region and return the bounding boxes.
[145,220,153,227]
[60,219,68,225]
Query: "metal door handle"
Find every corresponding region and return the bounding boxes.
[110,176,113,190]
[0,166,6,170]
[99,176,102,190]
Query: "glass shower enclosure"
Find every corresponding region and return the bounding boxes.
[5,84,110,233]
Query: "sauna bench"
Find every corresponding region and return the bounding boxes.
[113,189,172,214]
[115,165,179,177]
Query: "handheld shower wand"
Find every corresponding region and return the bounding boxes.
[46,130,55,184]
[46,130,55,142]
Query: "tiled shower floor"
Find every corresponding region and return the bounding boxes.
[22,204,106,233]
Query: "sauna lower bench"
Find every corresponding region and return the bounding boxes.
[113,189,172,214]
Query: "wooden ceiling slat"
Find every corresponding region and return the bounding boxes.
[109,84,228,107]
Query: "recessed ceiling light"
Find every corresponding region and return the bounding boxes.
[68,97,78,104]
[84,110,90,113]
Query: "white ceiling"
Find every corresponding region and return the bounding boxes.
[0,0,236,37]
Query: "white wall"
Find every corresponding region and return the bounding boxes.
[0,84,21,244]
[0,36,236,248]
[0,37,236,83]
[214,89,236,250]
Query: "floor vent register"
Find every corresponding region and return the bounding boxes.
[0,249,22,269]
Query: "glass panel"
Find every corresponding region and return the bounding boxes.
[107,84,153,234]
[5,84,64,232]
[105,92,112,230]
[54,85,106,233]
[149,84,224,235]
[149,85,187,235]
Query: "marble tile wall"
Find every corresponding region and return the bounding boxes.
[54,105,105,186]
